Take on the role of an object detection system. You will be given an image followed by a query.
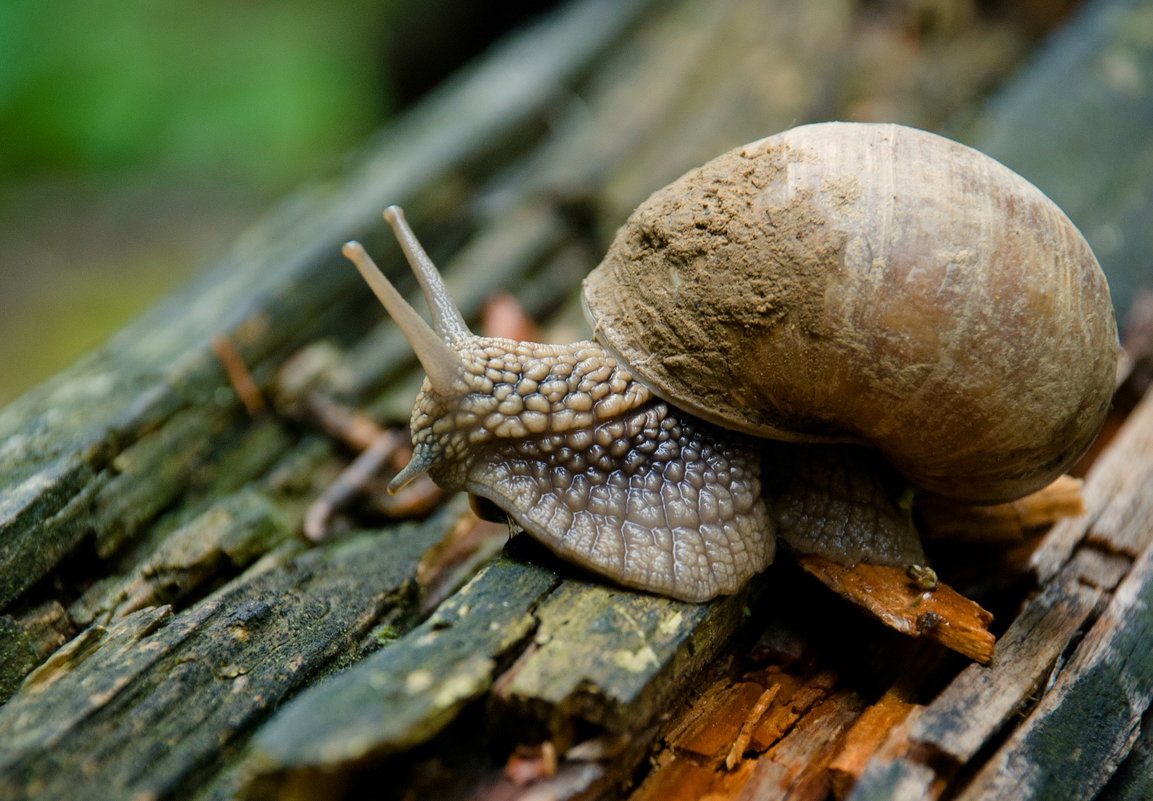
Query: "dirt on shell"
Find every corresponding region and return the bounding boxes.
[584,136,850,439]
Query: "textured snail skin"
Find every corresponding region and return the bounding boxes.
[401,338,773,602]
[584,122,1118,504]
[344,227,780,601]
[764,442,924,566]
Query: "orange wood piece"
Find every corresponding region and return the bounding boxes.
[211,334,267,416]
[827,689,919,798]
[672,681,771,760]
[797,556,996,663]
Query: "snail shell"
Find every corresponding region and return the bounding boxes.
[584,122,1118,504]
[343,122,1117,602]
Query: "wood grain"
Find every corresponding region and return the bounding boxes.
[1,0,1151,799]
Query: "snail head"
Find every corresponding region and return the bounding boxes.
[342,207,774,601]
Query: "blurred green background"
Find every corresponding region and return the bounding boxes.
[0,0,556,406]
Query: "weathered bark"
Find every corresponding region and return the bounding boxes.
[1,0,1152,799]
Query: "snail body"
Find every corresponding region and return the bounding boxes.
[344,122,1117,603]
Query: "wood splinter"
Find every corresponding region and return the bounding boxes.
[797,555,996,663]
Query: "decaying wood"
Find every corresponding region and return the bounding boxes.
[956,543,1153,801]
[630,664,851,801]
[1,0,1152,799]
[796,557,996,663]
[907,565,1103,764]
[0,517,444,801]
[827,687,919,796]
[244,553,562,797]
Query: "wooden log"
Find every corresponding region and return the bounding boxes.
[244,553,560,799]
[1,0,1152,799]
[0,518,441,801]
[955,537,1153,801]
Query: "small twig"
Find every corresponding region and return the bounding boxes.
[725,684,780,770]
[301,391,387,452]
[211,334,267,416]
[294,392,443,540]
[303,429,408,541]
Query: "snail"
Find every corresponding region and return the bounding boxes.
[342,122,1118,603]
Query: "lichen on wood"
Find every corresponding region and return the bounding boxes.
[0,521,440,801]
[1,0,1152,800]
[246,553,560,795]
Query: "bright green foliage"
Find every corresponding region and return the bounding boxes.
[0,0,392,189]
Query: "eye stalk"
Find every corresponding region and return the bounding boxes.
[342,208,479,491]
[341,239,461,398]
[380,206,472,344]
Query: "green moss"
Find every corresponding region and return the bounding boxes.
[0,617,38,703]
